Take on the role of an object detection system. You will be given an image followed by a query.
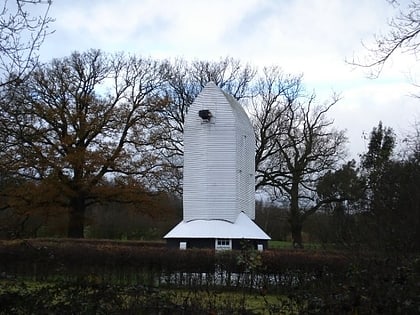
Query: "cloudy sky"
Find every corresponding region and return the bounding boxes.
[38,0,419,159]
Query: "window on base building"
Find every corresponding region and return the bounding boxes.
[215,239,232,250]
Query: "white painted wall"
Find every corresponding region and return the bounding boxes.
[183,82,255,222]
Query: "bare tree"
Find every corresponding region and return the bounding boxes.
[150,57,257,193]
[0,0,54,86]
[349,0,420,77]
[252,67,348,248]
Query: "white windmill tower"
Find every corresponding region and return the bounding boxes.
[164,82,270,250]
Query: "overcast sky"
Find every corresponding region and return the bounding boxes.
[38,0,419,159]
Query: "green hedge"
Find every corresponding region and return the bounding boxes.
[0,239,347,287]
[0,239,418,314]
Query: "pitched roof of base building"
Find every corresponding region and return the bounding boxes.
[163,212,271,240]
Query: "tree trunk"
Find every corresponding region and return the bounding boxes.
[290,178,304,248]
[68,196,86,238]
[291,221,304,249]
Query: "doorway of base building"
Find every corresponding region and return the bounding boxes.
[215,238,232,250]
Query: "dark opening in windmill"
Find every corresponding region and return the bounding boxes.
[199,109,212,121]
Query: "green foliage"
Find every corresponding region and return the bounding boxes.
[236,241,263,273]
[357,121,420,253]
[313,121,420,254]
[0,280,178,314]
[369,157,420,252]
[317,159,365,204]
[361,121,395,171]
[290,256,420,314]
[0,280,299,315]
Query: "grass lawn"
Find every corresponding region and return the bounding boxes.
[268,240,323,250]
[165,288,299,314]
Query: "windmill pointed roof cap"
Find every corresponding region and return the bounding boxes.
[194,81,252,128]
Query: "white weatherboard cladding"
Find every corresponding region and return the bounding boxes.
[183,82,255,222]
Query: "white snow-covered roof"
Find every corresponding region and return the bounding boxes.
[164,212,271,240]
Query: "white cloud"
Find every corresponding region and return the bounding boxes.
[39,0,419,158]
[332,81,419,158]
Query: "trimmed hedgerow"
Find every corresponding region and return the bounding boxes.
[0,239,418,314]
[0,239,347,288]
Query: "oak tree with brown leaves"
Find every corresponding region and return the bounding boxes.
[0,50,166,238]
